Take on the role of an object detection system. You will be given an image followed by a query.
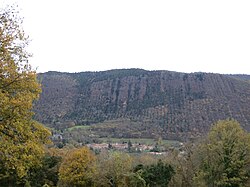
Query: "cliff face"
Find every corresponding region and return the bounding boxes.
[34,69,250,139]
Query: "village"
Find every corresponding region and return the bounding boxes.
[86,141,179,155]
[51,131,183,155]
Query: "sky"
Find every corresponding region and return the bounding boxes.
[1,0,250,74]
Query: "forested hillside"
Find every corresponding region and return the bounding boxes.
[34,69,250,140]
[2,3,250,186]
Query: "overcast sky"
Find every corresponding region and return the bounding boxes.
[1,0,250,74]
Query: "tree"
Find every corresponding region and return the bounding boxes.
[95,151,133,187]
[123,170,146,187]
[127,140,132,152]
[168,143,200,187]
[195,119,250,187]
[134,159,175,187]
[58,147,96,187]
[27,154,62,187]
[0,5,50,185]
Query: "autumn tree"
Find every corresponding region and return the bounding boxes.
[95,151,133,187]
[58,147,97,187]
[195,119,250,187]
[0,5,50,186]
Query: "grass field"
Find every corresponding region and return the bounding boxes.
[98,137,179,146]
[67,125,91,131]
[65,121,181,147]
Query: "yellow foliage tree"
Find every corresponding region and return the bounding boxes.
[58,147,97,187]
[0,5,50,184]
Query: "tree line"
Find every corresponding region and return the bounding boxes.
[1,119,250,187]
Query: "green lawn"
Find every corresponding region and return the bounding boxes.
[67,125,91,131]
[98,137,179,146]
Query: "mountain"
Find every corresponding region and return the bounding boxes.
[34,69,250,140]
[229,74,250,81]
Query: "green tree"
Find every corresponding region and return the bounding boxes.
[195,119,250,187]
[128,140,132,152]
[0,5,50,186]
[134,159,175,187]
[58,147,96,187]
[27,154,62,187]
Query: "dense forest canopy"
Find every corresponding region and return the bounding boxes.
[34,69,250,140]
